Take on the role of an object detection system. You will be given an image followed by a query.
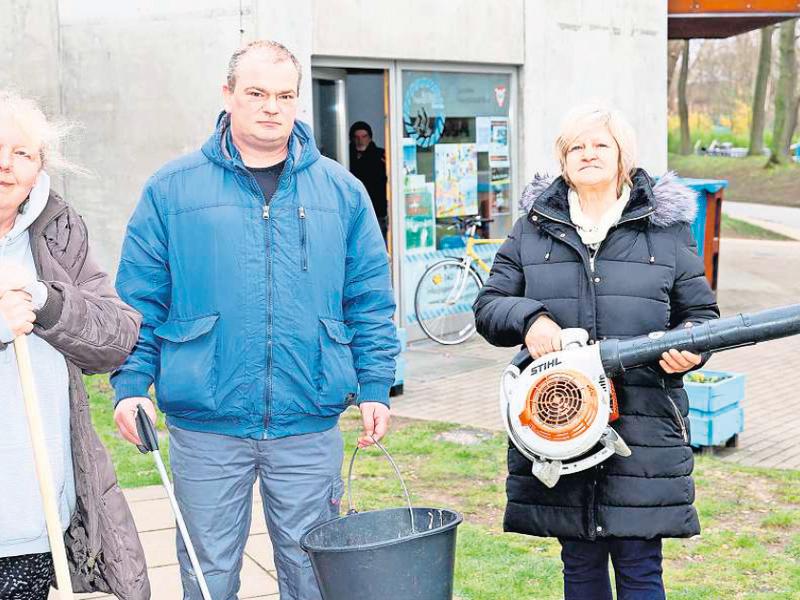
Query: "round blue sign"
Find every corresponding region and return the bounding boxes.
[403,77,446,148]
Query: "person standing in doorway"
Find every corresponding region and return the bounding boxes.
[349,121,388,240]
[112,41,399,600]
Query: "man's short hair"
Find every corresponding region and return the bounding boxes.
[227,40,302,93]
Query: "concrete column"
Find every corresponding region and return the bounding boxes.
[55,0,257,270]
[0,0,61,113]
[252,0,313,123]
[521,0,668,180]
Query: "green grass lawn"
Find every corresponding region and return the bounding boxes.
[88,376,800,599]
[668,154,800,208]
[86,375,170,487]
[721,213,794,241]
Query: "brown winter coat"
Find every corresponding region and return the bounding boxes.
[22,190,150,598]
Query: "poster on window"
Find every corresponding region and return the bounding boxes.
[489,117,509,168]
[402,138,418,179]
[476,117,492,152]
[490,167,511,213]
[405,181,435,251]
[434,143,478,217]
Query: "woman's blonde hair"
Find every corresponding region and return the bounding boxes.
[0,90,85,175]
[554,104,638,195]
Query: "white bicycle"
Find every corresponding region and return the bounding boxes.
[413,216,502,345]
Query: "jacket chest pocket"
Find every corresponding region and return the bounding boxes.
[153,313,220,414]
[295,206,346,277]
[316,317,358,409]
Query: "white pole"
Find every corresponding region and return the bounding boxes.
[13,335,74,600]
[151,450,213,600]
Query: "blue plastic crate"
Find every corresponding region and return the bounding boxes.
[689,404,744,447]
[684,370,745,413]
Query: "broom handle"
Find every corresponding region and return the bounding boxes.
[13,335,74,600]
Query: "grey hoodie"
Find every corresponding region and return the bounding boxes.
[0,171,75,557]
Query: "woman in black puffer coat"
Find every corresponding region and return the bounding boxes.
[473,105,719,600]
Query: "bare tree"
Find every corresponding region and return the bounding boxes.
[748,26,773,156]
[786,93,800,155]
[667,41,683,112]
[678,39,692,155]
[686,34,758,124]
[767,18,798,166]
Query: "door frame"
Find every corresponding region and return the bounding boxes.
[312,57,401,318]
[311,67,350,169]
[392,61,520,328]
[311,57,520,330]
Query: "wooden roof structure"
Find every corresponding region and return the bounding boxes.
[669,0,800,38]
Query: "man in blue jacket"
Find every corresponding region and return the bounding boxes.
[111,40,398,600]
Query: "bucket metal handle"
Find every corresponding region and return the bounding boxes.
[346,436,416,532]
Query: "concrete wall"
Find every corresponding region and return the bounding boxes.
[521,0,668,179]
[1,0,315,271]
[1,0,61,112]
[1,0,668,272]
[313,0,525,65]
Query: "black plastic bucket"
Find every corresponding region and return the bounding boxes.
[300,439,463,600]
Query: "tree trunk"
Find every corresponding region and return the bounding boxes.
[748,26,773,156]
[780,21,798,156]
[678,39,692,155]
[786,93,800,158]
[768,19,798,166]
[667,41,683,112]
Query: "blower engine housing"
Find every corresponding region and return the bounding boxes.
[500,328,631,488]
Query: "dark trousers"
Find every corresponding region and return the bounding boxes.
[0,553,53,600]
[559,538,666,600]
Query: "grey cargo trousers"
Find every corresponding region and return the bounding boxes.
[168,423,344,600]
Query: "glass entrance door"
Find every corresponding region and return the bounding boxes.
[311,68,349,167]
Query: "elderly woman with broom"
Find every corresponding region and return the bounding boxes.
[0,91,149,599]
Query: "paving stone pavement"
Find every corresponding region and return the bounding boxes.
[65,484,280,599]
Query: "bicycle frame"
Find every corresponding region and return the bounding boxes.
[443,223,504,304]
[463,223,505,274]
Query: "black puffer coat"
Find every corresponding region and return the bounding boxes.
[474,169,719,540]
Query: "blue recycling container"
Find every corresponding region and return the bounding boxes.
[678,178,728,258]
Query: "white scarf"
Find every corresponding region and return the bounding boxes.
[568,185,631,247]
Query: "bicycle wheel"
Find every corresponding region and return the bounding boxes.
[414,258,484,345]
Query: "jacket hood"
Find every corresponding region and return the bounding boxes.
[519,169,697,228]
[1,171,50,250]
[201,111,320,175]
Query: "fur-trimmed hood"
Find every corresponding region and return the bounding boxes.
[519,168,697,228]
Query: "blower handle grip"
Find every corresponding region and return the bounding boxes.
[510,348,533,371]
[509,329,587,371]
[600,303,800,377]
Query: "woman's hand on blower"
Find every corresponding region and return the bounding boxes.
[525,314,562,359]
[659,349,702,374]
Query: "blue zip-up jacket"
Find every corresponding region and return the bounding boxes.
[111,114,399,439]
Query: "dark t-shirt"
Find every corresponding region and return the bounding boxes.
[248,160,286,204]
